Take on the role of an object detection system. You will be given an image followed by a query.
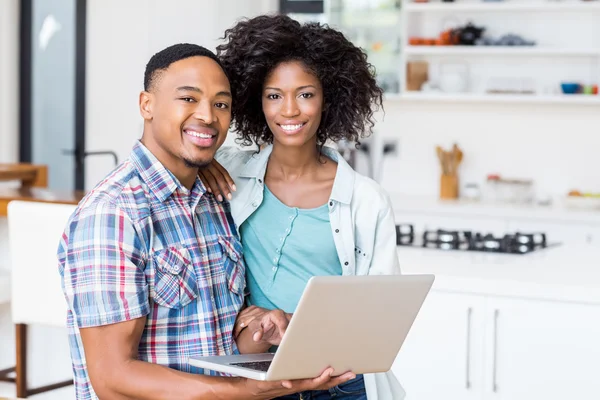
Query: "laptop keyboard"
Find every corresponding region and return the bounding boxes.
[230,360,272,372]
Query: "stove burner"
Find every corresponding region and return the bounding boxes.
[396,224,551,254]
[396,224,415,245]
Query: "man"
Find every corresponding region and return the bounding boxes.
[58,44,354,400]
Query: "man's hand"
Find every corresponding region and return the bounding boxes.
[244,367,356,399]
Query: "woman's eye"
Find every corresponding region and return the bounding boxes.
[215,103,229,109]
[299,93,314,99]
[267,94,280,100]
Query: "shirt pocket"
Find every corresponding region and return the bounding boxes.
[354,245,371,275]
[218,235,245,297]
[151,245,198,309]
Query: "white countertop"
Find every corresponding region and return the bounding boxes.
[398,244,600,305]
[388,193,600,225]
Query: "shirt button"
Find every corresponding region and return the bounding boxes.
[273,258,277,263]
[252,202,258,207]
[289,216,294,220]
[335,229,340,233]
[272,266,277,271]
[329,201,333,206]
[344,262,349,266]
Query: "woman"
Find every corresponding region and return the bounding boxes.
[200,14,404,400]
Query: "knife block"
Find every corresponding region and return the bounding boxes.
[440,174,459,199]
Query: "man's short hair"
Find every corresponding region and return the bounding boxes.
[144,43,226,91]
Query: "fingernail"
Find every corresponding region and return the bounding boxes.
[207,187,212,193]
[218,195,223,202]
[227,193,232,200]
[240,322,245,327]
[232,184,237,191]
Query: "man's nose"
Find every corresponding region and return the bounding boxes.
[193,100,214,124]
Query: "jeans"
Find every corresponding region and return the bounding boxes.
[276,374,366,399]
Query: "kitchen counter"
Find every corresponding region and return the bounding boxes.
[0,163,47,188]
[0,188,85,217]
[398,243,600,305]
[389,193,600,225]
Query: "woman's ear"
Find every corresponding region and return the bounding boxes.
[139,91,153,120]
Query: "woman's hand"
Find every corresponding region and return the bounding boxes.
[198,159,236,202]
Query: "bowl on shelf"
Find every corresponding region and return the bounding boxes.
[561,82,581,94]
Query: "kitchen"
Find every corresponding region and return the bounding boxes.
[1,0,600,399]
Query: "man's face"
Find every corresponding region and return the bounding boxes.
[140,56,231,170]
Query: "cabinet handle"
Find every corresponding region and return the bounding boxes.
[492,309,499,393]
[465,307,472,389]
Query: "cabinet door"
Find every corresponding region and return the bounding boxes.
[483,297,600,400]
[392,291,486,400]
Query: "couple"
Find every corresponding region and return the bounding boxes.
[58,14,402,400]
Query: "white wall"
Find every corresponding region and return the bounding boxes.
[376,100,600,199]
[84,0,278,189]
[0,0,19,164]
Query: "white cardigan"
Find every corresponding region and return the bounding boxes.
[216,144,406,400]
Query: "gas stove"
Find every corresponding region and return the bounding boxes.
[396,224,558,255]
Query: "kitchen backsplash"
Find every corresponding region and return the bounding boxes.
[375,100,600,201]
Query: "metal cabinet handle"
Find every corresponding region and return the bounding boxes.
[466,307,472,389]
[492,309,499,393]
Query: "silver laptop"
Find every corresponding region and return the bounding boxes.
[189,274,435,381]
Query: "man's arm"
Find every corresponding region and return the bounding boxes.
[81,316,246,400]
[81,316,354,400]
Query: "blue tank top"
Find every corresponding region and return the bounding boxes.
[239,186,342,313]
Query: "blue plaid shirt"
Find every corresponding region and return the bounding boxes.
[58,141,245,400]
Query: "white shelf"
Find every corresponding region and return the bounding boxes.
[404,1,600,13]
[404,46,600,57]
[386,92,600,105]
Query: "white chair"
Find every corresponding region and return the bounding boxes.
[7,200,76,398]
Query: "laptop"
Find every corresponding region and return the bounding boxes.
[189,274,435,381]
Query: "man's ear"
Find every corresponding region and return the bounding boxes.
[139,91,153,120]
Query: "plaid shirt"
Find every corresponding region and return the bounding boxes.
[58,141,245,400]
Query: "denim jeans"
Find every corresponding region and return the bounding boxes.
[276,374,366,399]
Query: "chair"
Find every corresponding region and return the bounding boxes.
[7,201,76,398]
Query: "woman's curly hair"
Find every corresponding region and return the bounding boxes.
[216,14,384,147]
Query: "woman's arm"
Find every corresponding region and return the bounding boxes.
[367,194,401,276]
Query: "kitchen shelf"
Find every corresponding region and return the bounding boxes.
[392,92,600,104]
[404,2,600,13]
[404,46,600,57]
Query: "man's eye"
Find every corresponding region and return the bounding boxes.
[180,97,195,103]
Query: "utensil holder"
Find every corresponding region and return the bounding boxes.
[440,174,459,199]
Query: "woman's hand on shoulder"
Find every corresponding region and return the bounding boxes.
[198,159,236,202]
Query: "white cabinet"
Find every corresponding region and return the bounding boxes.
[393,290,600,400]
[485,297,600,400]
[393,291,486,400]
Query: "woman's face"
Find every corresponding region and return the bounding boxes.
[262,61,323,148]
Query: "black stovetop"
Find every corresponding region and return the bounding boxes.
[396,224,557,255]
